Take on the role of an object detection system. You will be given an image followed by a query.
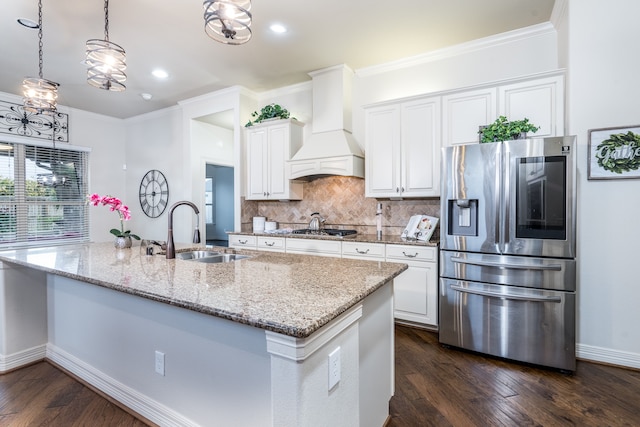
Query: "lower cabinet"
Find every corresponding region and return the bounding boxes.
[256,236,286,252]
[228,234,257,249]
[285,238,342,257]
[386,245,438,328]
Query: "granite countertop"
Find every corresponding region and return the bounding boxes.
[229,231,439,247]
[0,243,407,338]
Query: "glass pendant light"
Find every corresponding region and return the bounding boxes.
[85,0,126,91]
[23,0,59,114]
[203,0,252,45]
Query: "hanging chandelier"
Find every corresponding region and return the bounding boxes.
[85,0,126,91]
[203,0,252,45]
[23,0,59,114]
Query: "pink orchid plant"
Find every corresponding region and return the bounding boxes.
[89,193,140,240]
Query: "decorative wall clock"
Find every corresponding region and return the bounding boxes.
[139,169,169,218]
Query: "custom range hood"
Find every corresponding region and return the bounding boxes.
[288,65,364,179]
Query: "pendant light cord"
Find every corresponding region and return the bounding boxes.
[104,0,110,41]
[37,0,43,79]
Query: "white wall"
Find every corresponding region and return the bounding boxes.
[124,107,184,243]
[566,0,640,364]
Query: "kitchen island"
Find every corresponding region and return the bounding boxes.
[0,243,407,427]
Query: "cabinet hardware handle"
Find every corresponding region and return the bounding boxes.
[263,192,267,196]
[356,248,370,254]
[402,251,418,258]
[239,239,248,244]
[265,241,275,247]
[401,187,405,192]
[396,187,400,193]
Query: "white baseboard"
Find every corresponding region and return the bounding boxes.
[0,344,46,373]
[46,344,199,427]
[577,343,640,370]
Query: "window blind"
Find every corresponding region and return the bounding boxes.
[0,141,89,248]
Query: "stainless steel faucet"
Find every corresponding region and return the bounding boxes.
[166,201,200,259]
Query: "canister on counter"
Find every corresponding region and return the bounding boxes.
[253,216,266,233]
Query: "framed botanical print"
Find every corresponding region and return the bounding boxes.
[588,125,640,179]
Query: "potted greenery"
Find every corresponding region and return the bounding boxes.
[245,103,295,127]
[479,116,539,143]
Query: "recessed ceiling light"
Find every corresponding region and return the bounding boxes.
[152,69,169,79]
[270,24,287,34]
[140,93,153,101]
[17,18,39,29]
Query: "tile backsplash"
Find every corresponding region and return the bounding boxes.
[241,176,441,236]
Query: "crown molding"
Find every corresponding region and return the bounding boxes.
[355,22,556,78]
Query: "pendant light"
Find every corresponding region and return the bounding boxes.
[85,0,126,91]
[22,0,59,114]
[203,0,252,45]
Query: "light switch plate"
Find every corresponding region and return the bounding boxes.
[328,347,340,390]
[155,350,165,376]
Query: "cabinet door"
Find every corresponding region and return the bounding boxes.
[285,238,342,257]
[442,88,497,147]
[228,234,257,249]
[266,124,288,199]
[498,75,564,139]
[365,105,401,198]
[246,128,268,200]
[387,244,438,327]
[401,98,441,197]
[393,264,438,327]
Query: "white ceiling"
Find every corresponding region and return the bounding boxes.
[1,0,555,119]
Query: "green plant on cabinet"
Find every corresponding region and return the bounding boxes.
[245,104,295,127]
[479,116,539,143]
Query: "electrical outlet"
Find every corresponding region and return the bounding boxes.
[155,350,165,376]
[328,347,340,390]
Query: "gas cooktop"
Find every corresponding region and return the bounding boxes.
[292,228,358,237]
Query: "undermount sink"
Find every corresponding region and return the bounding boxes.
[175,250,251,263]
[175,250,220,260]
[192,254,251,263]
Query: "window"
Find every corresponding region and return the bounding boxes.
[0,141,89,248]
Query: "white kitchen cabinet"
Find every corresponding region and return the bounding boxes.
[285,238,342,257]
[246,119,304,200]
[228,234,257,249]
[498,74,564,138]
[386,244,438,328]
[365,97,441,198]
[442,87,497,147]
[442,74,565,147]
[256,236,286,252]
[341,241,385,260]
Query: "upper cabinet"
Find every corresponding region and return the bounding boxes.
[442,87,497,147]
[365,96,441,198]
[246,119,304,201]
[442,73,565,147]
[498,75,564,139]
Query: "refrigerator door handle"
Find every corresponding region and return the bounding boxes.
[450,284,562,303]
[501,146,510,252]
[450,256,562,271]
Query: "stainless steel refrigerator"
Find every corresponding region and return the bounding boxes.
[439,136,577,371]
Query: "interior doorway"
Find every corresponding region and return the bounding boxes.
[205,163,234,247]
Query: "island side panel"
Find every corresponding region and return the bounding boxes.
[359,280,394,427]
[46,274,272,427]
[267,305,362,427]
[0,261,48,372]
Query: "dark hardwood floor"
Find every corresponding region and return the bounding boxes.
[2,325,640,426]
[388,326,640,427]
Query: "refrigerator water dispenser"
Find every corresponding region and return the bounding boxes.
[447,199,478,236]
